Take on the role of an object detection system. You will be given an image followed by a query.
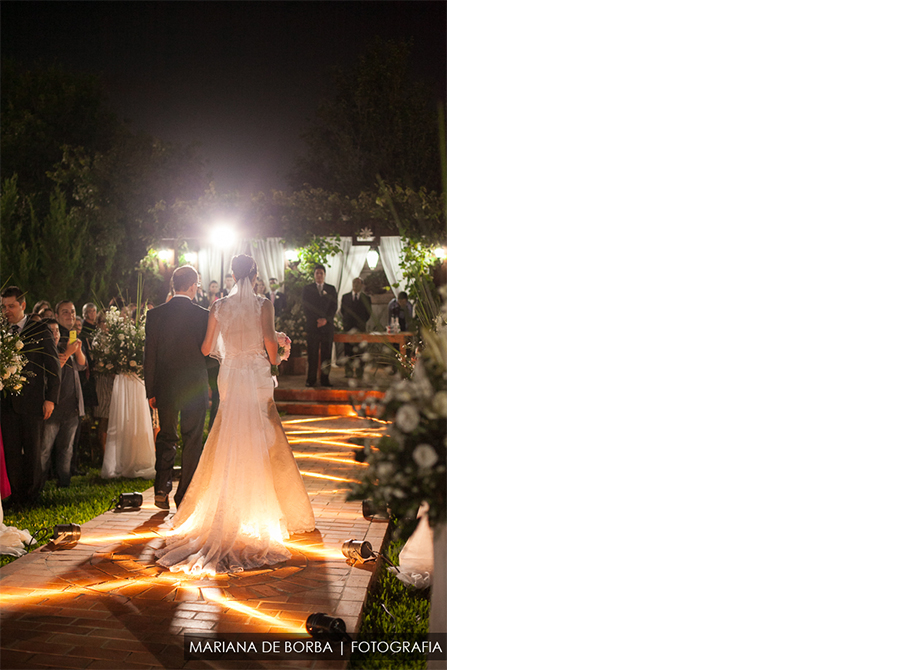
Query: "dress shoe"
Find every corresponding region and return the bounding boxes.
[306,381,316,388]
[154,492,170,510]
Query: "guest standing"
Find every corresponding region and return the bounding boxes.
[56,301,87,477]
[387,291,414,332]
[78,302,99,469]
[340,277,372,380]
[268,278,286,317]
[38,317,85,490]
[0,287,61,505]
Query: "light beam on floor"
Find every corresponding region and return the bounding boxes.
[284,540,348,561]
[297,471,361,484]
[293,453,367,466]
[203,589,308,633]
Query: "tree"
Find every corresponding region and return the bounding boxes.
[1,176,87,306]
[1,60,208,307]
[291,38,444,196]
[1,59,118,199]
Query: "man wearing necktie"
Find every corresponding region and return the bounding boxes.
[301,264,337,387]
[340,277,372,379]
[1,286,61,505]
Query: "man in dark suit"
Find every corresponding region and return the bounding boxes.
[268,278,286,317]
[301,264,337,387]
[144,266,210,509]
[1,286,61,505]
[340,277,372,379]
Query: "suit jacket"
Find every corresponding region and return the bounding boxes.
[340,291,372,332]
[143,296,210,408]
[267,290,285,317]
[301,283,337,334]
[4,316,61,416]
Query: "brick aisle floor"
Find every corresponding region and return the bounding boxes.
[0,415,390,670]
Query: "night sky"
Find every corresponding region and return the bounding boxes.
[1,1,447,194]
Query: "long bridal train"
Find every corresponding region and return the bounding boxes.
[101,373,155,479]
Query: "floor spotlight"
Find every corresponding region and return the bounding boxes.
[341,538,397,569]
[115,492,143,511]
[51,524,81,548]
[362,500,389,522]
[306,612,350,641]
[342,539,374,562]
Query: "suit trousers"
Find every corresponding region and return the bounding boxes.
[0,408,45,504]
[154,394,207,507]
[306,326,334,384]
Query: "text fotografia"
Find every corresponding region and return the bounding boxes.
[184,633,447,661]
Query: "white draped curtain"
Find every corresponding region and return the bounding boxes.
[199,243,247,290]
[325,238,370,302]
[198,238,285,290]
[378,236,407,297]
[196,236,409,304]
[250,238,286,289]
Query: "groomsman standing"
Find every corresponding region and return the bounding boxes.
[1,286,61,505]
[301,264,337,387]
[144,266,210,509]
[340,277,372,379]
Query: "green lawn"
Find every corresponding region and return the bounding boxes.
[349,523,434,670]
[0,468,154,568]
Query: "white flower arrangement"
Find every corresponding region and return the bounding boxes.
[0,313,32,395]
[349,327,447,527]
[91,306,147,379]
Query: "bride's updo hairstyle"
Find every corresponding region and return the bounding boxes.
[231,254,258,282]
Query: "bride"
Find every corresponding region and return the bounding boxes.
[156,254,315,576]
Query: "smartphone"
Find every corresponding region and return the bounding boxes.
[68,328,78,345]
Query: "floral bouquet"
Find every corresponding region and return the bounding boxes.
[348,327,447,528]
[271,332,291,376]
[0,313,32,395]
[274,306,307,354]
[91,306,147,378]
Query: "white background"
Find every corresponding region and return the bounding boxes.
[450,2,900,668]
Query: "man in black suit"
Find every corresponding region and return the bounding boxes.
[1,286,61,505]
[340,277,372,379]
[144,266,210,509]
[268,278,286,317]
[301,264,337,387]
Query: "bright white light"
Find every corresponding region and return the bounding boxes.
[210,224,238,248]
[183,251,197,264]
[433,246,447,259]
[285,249,300,263]
[158,248,175,266]
[366,249,379,269]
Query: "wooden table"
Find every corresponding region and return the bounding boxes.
[333,332,416,364]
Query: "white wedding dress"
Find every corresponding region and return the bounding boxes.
[156,277,315,576]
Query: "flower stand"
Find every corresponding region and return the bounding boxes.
[101,373,155,479]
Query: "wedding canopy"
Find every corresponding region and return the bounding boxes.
[197,236,409,298]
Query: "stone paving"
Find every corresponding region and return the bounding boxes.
[0,415,390,669]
